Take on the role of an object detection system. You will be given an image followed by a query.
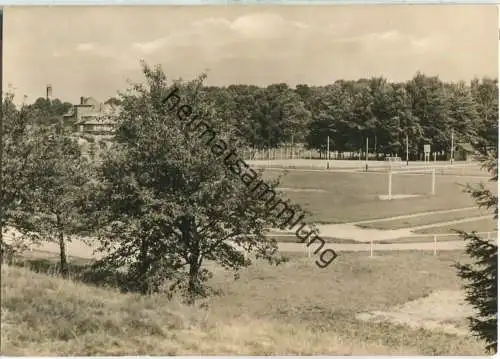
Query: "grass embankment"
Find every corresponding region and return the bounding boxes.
[413,218,498,235]
[1,250,487,355]
[357,208,487,230]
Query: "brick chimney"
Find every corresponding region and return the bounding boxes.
[80,96,85,105]
[46,84,52,100]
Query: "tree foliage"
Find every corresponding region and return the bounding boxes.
[455,136,498,353]
[1,93,91,274]
[87,64,297,302]
[1,94,39,260]
[11,123,92,277]
[191,74,497,160]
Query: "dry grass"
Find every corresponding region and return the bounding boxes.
[1,250,488,356]
[1,264,414,356]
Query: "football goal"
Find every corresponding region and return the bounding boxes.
[382,168,436,200]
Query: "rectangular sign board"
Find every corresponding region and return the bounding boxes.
[424,144,431,153]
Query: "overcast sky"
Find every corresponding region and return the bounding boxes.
[4,5,498,104]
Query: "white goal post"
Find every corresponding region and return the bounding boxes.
[386,168,436,200]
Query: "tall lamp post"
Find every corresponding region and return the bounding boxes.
[406,132,409,166]
[450,129,454,165]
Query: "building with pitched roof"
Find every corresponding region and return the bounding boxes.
[62,96,120,134]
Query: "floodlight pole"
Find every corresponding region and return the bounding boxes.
[450,129,454,165]
[431,168,436,196]
[405,133,409,166]
[387,170,392,200]
[365,137,369,164]
[326,135,330,169]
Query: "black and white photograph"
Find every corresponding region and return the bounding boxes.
[1,4,498,355]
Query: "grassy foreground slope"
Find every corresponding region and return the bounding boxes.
[1,251,487,355]
[1,265,419,356]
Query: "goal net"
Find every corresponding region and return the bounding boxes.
[384,156,406,170]
[381,168,436,200]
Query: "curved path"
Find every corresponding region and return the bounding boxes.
[4,236,467,258]
[3,227,468,261]
[4,203,496,260]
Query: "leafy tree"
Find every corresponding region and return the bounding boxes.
[88,64,298,303]
[406,73,452,155]
[471,78,498,152]
[447,82,478,142]
[25,97,72,126]
[1,94,40,260]
[455,148,498,353]
[305,84,345,155]
[12,123,92,277]
[104,97,122,107]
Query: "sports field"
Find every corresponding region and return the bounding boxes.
[256,160,496,247]
[261,165,494,222]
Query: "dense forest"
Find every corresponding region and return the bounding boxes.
[200,73,498,159]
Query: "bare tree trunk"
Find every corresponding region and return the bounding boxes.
[180,215,201,305]
[56,215,69,278]
[58,232,68,278]
[187,258,200,305]
[137,238,151,294]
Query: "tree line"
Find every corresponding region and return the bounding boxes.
[20,72,499,160]
[201,74,498,159]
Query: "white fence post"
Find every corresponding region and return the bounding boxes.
[388,171,392,200]
[431,168,436,196]
[433,235,437,256]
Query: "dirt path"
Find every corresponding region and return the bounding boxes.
[271,209,492,242]
[3,208,493,259]
[356,290,475,336]
[9,236,467,259]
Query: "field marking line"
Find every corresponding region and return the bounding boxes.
[349,207,478,225]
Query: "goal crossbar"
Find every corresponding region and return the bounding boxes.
[386,168,436,200]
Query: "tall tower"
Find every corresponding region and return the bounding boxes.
[46,84,52,101]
